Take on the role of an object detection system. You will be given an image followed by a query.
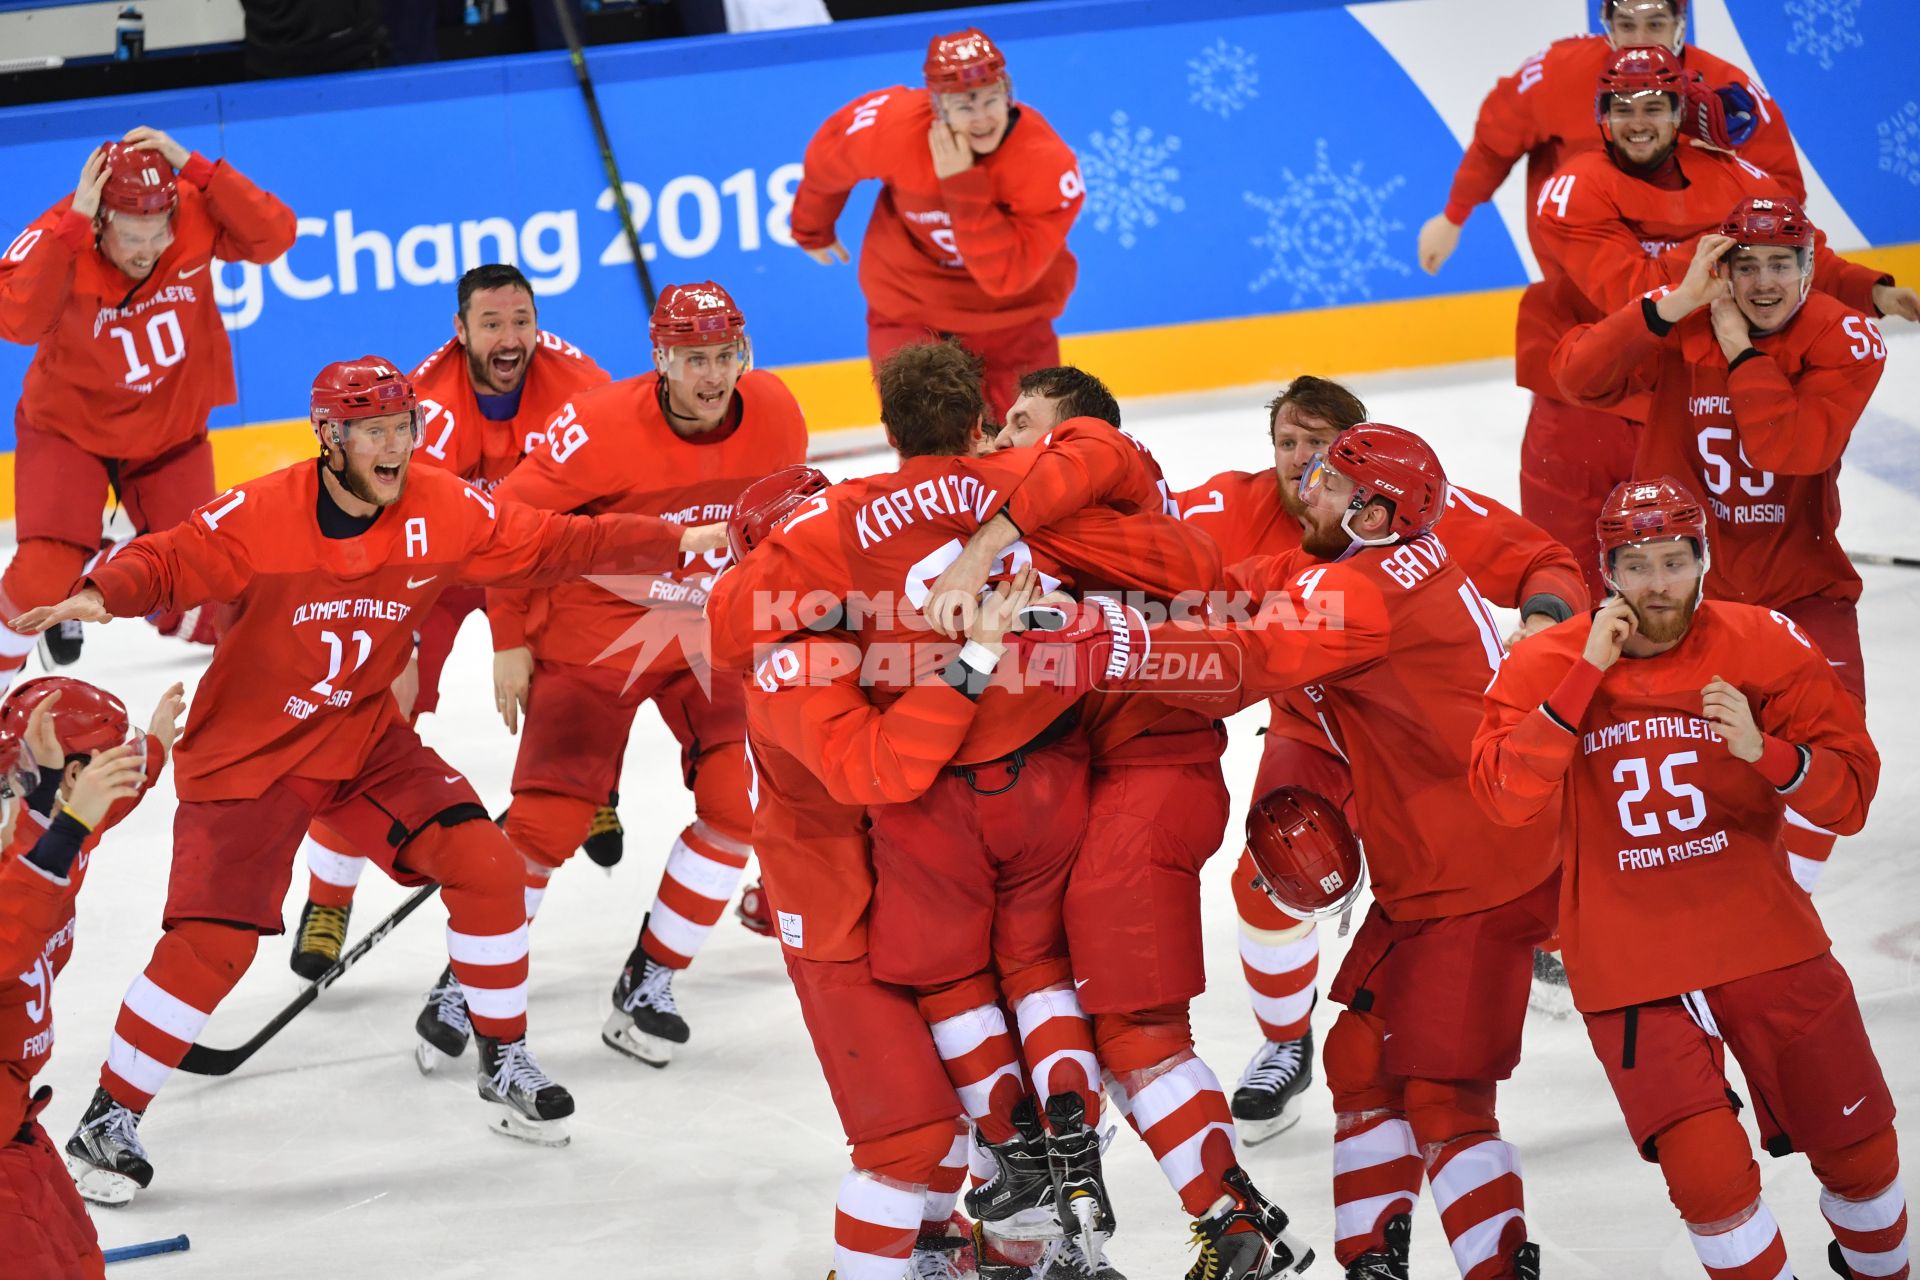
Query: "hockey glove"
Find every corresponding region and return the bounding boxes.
[1686,81,1758,150]
[1007,595,1150,698]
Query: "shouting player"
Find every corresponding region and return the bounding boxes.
[409,281,807,1073]
[1472,479,1899,1280]
[1552,200,1887,890]
[289,262,612,981]
[16,356,718,1201]
[790,28,1084,418]
[0,128,295,684]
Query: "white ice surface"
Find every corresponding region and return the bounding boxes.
[22,339,1920,1278]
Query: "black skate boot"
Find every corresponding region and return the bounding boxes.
[1186,1165,1314,1280]
[37,618,84,669]
[414,963,472,1074]
[581,789,623,868]
[1343,1212,1411,1279]
[1528,948,1573,1020]
[1231,1027,1314,1146]
[288,899,351,981]
[965,1097,1060,1241]
[602,922,689,1067]
[1046,1092,1119,1271]
[1831,1239,1858,1277]
[1512,1239,1541,1280]
[65,1086,153,1207]
[475,1034,573,1146]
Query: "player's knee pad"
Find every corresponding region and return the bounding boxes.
[165,919,260,985]
[689,742,753,846]
[1093,1004,1194,1077]
[406,814,520,900]
[1324,1010,1400,1115]
[1402,1077,1498,1154]
[1655,1108,1760,1226]
[1809,1125,1901,1203]
[852,1117,961,1189]
[995,955,1071,1006]
[504,790,596,870]
[1,539,89,612]
[916,972,1005,1026]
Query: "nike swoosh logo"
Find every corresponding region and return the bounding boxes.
[407,575,437,589]
[1073,978,1090,990]
[443,775,462,785]
[177,263,206,279]
[1843,1096,1867,1115]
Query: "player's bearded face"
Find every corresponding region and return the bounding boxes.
[99,210,174,281]
[1608,94,1679,167]
[1605,0,1680,53]
[1297,459,1362,558]
[1612,540,1703,642]
[1729,247,1808,334]
[938,84,1011,155]
[458,285,539,395]
[660,339,747,430]
[334,410,416,507]
[1271,408,1341,518]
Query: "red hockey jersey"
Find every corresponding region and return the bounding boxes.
[0,154,295,458]
[790,88,1083,334]
[409,330,609,488]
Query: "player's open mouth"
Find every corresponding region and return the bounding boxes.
[1746,294,1783,316]
[490,350,525,381]
[374,463,402,484]
[695,389,727,411]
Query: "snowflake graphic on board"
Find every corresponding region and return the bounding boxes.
[1879,102,1920,187]
[1081,110,1184,249]
[1243,140,1409,306]
[1188,39,1258,118]
[1783,0,1864,71]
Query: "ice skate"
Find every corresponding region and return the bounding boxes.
[414,963,472,1074]
[1527,948,1574,1020]
[1042,1235,1128,1279]
[1512,1240,1540,1280]
[476,1034,573,1145]
[965,1097,1060,1241]
[581,790,623,868]
[289,898,351,982]
[1045,1092,1118,1270]
[1230,1028,1314,1146]
[602,925,689,1067]
[1342,1212,1410,1279]
[64,1086,153,1207]
[1186,1166,1314,1279]
[37,617,83,669]
[910,1211,978,1279]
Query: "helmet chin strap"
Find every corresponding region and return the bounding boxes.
[1336,497,1400,556]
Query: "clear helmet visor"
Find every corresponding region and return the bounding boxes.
[331,413,420,458]
[658,337,752,388]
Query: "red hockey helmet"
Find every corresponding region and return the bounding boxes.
[651,281,747,351]
[98,141,178,217]
[1596,476,1710,584]
[1309,422,1448,543]
[925,28,1007,95]
[310,356,418,457]
[1602,0,1687,53]
[1595,45,1688,134]
[1,676,134,759]
[728,465,829,564]
[1721,196,1815,251]
[1245,786,1366,922]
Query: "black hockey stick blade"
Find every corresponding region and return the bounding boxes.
[178,884,441,1077]
[1849,550,1920,569]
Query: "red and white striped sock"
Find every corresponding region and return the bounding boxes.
[1332,1111,1423,1265]
[1109,1052,1239,1217]
[447,919,528,1041]
[1011,982,1101,1125]
[1686,1199,1792,1280]
[1238,916,1319,1044]
[1426,1134,1527,1279]
[833,1168,923,1280]
[523,863,552,923]
[924,994,1026,1145]
[921,1118,971,1231]
[1823,1181,1910,1279]
[640,822,751,969]
[101,924,255,1112]
[301,822,366,910]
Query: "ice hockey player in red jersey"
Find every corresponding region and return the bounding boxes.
[288,262,613,982]
[412,281,807,1074]
[13,355,711,1200]
[1471,479,1902,1280]
[1113,424,1559,1279]
[1516,44,1913,601]
[1169,376,1586,1141]
[1417,0,1803,275]
[0,128,295,684]
[1552,199,1887,891]
[0,677,177,1278]
[789,27,1084,418]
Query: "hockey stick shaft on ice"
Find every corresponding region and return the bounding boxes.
[551,0,655,311]
[177,884,440,1077]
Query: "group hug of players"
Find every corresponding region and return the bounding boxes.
[0,2,1912,1278]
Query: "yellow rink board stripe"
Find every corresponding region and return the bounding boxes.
[5,240,1914,523]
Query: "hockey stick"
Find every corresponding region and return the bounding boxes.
[1849,550,1920,570]
[551,0,655,311]
[105,1235,190,1265]
[178,884,440,1077]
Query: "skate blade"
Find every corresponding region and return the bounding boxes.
[601,1011,674,1067]
[415,1037,467,1076]
[484,1104,571,1147]
[1067,1194,1102,1271]
[64,1153,139,1207]
[1266,1230,1316,1276]
[1231,1092,1305,1147]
